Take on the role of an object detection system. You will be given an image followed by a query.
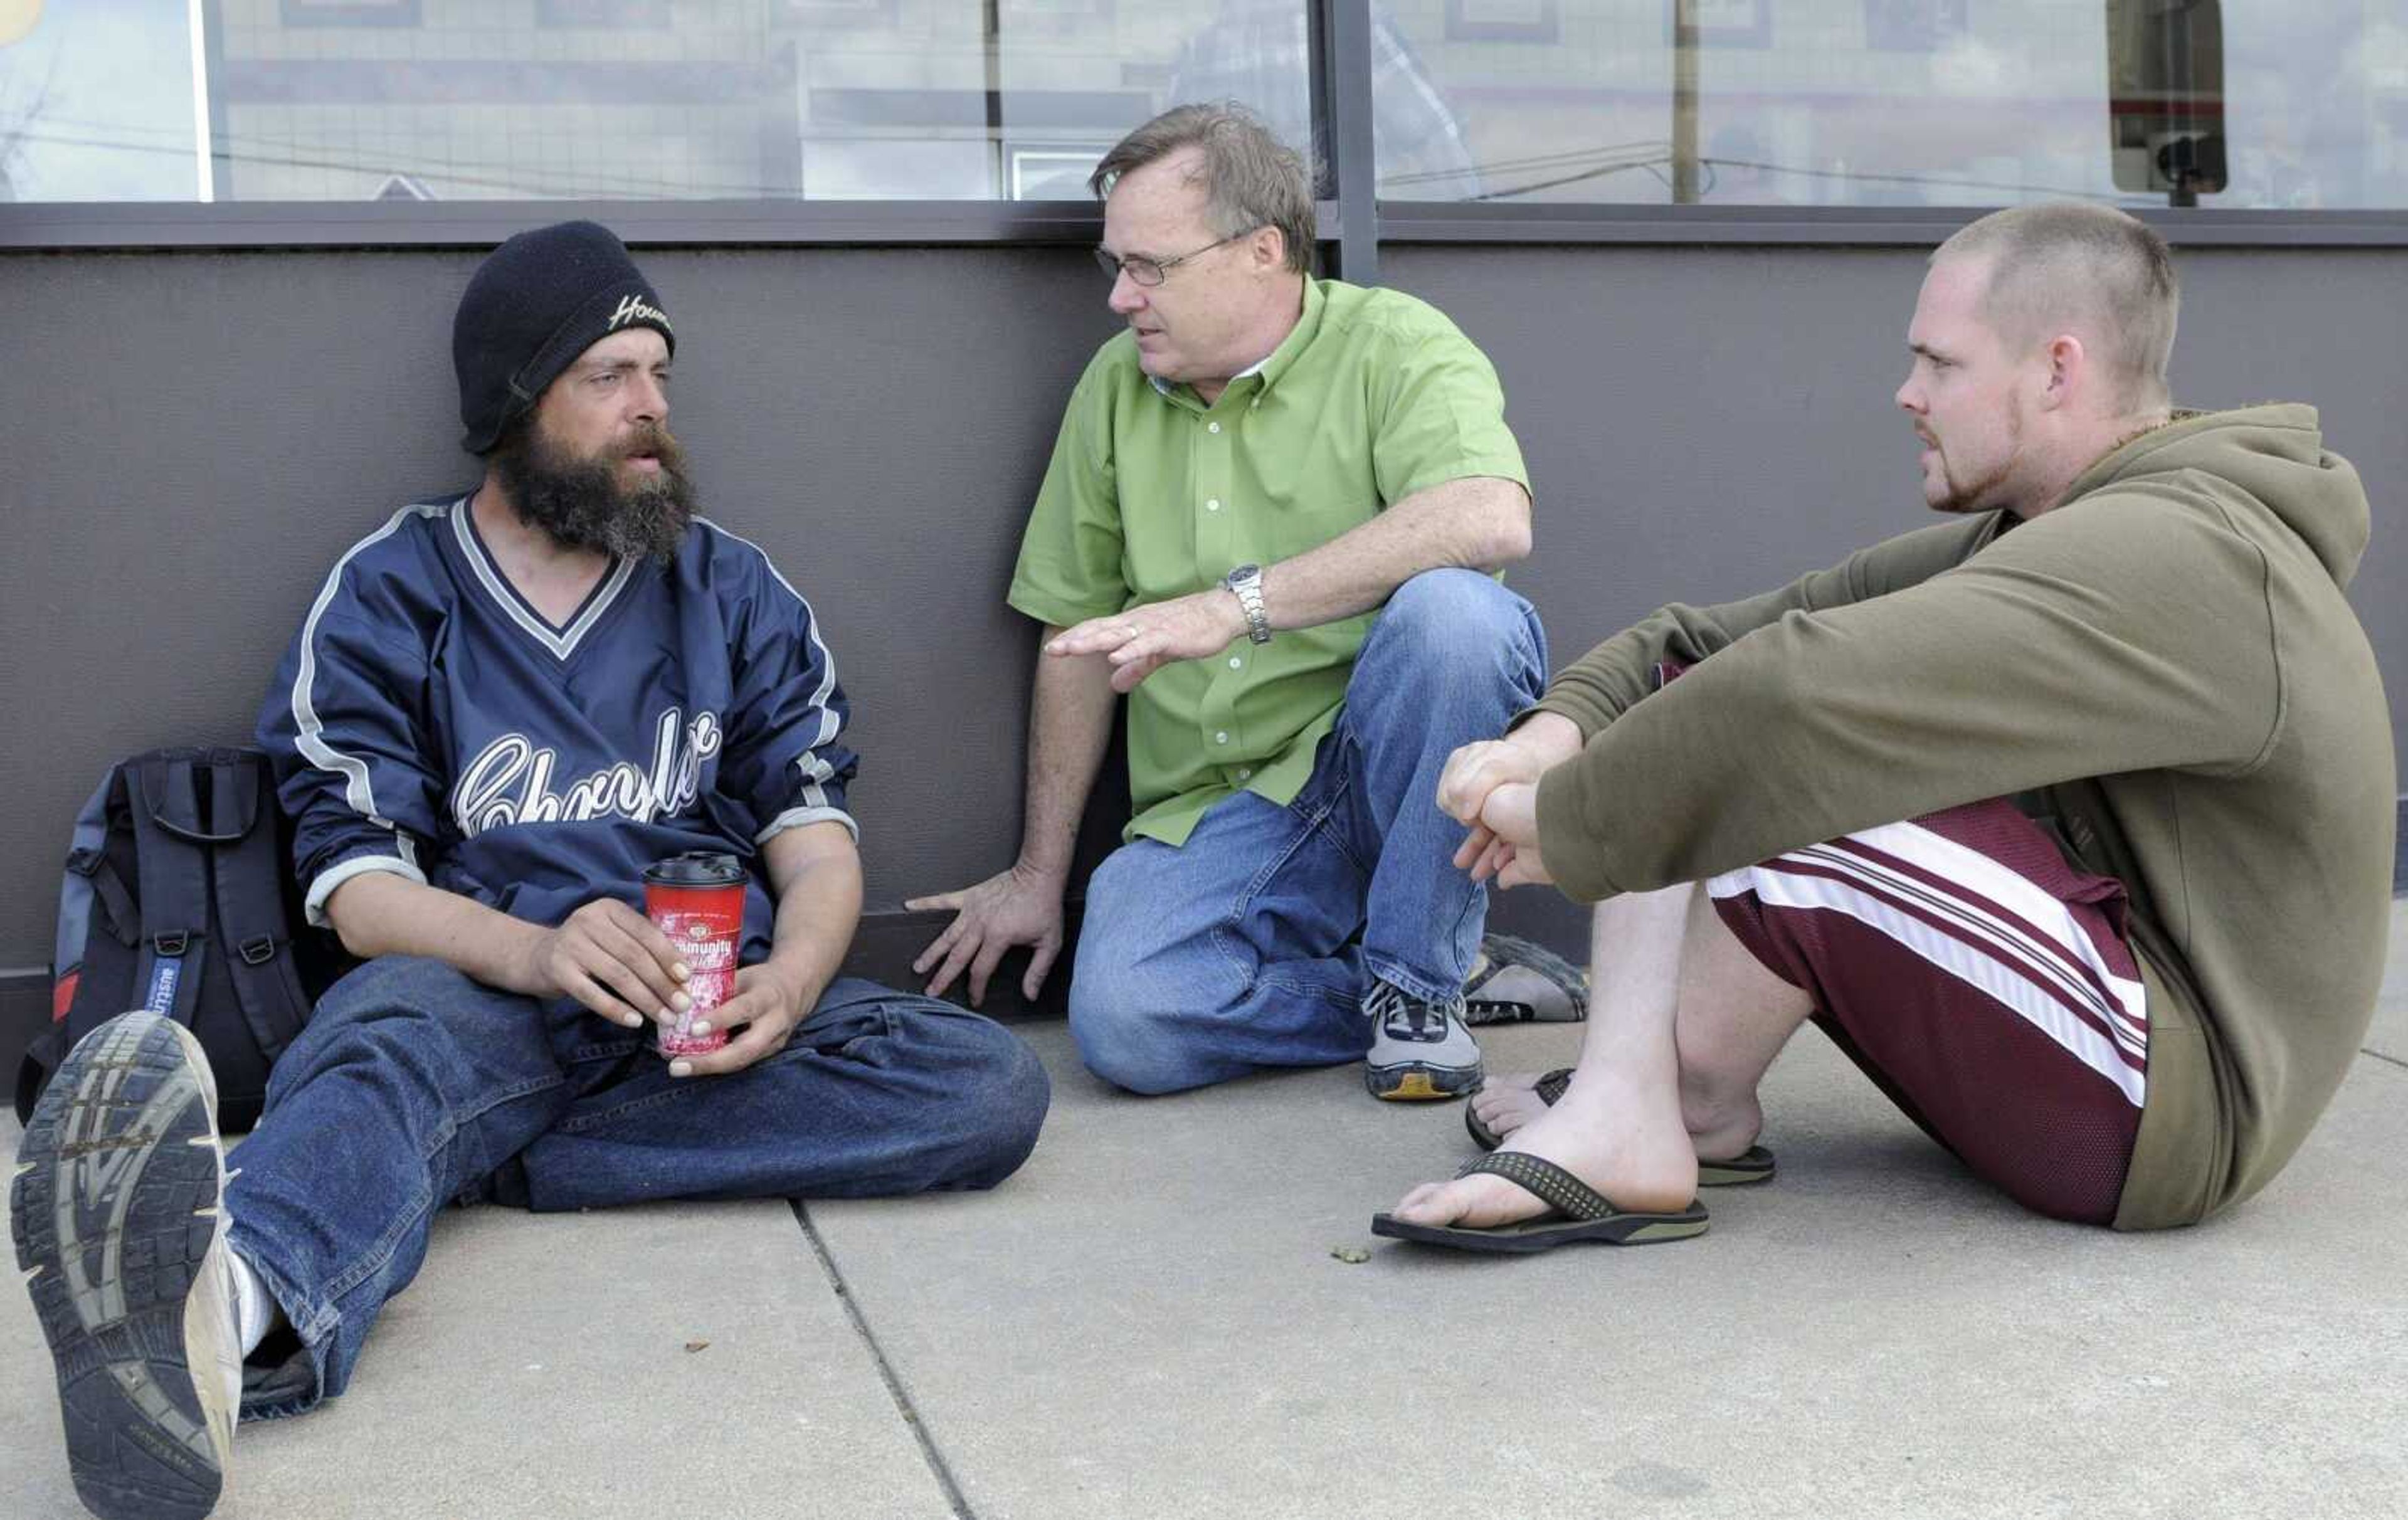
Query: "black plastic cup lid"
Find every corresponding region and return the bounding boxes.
[642,852,745,887]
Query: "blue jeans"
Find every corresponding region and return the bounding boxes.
[223,956,1049,1417]
[1068,569,1548,1094]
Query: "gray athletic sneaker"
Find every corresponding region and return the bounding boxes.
[1460,934,1590,1026]
[13,1012,241,1520]
[1363,981,1485,1100]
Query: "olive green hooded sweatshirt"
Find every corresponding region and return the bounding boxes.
[1529,404,2394,1230]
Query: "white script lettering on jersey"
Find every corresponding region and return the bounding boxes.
[452,709,723,837]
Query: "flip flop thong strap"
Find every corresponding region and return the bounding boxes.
[1459,1151,1619,1222]
[1532,1067,1574,1106]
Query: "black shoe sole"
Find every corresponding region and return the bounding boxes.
[12,1015,229,1520]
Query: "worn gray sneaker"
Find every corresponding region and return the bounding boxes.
[1363,981,1485,1100]
[1460,934,1590,1026]
[13,1012,240,1520]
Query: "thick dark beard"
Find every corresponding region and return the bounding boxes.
[491,417,695,562]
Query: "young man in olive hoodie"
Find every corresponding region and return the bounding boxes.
[1378,203,2394,1250]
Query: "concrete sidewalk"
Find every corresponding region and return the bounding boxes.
[8,902,2405,1519]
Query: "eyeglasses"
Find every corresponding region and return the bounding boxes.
[1093,228,1260,287]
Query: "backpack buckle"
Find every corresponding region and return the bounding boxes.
[240,936,277,966]
[152,931,189,958]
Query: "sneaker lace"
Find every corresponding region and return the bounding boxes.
[1369,983,1462,1040]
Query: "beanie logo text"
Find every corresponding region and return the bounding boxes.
[608,293,672,334]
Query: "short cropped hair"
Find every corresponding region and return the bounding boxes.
[1089,102,1315,275]
[1936,202,2180,411]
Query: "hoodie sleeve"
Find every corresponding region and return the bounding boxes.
[256,601,442,927]
[1524,514,2001,738]
[1533,492,2283,901]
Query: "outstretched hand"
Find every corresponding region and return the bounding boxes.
[1046,589,1245,693]
[905,863,1067,1007]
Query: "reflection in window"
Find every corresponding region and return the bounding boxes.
[0,0,1313,204]
[0,0,203,203]
[1378,0,2408,210]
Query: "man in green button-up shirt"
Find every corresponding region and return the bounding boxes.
[909,103,1578,1100]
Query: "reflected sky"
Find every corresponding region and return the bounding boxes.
[0,0,197,201]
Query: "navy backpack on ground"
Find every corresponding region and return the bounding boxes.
[16,746,347,1132]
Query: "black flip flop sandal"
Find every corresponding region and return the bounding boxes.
[1371,1151,1709,1254]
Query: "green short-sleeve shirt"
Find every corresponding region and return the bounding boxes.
[1008,277,1528,846]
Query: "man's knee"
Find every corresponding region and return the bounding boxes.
[1363,569,1543,695]
[1066,973,1210,1096]
[1382,568,1535,648]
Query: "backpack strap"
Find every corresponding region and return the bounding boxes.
[124,756,212,1030]
[207,751,310,1059]
[66,845,140,949]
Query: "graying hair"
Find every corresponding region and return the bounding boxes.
[1089,102,1315,275]
[1935,202,2180,411]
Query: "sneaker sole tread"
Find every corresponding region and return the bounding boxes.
[11,1015,229,1520]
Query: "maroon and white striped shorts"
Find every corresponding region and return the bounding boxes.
[1706,798,2147,1225]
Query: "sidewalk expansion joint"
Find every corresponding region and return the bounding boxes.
[2363,1046,2408,1074]
[791,1200,978,1520]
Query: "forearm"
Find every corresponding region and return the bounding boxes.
[323,870,546,991]
[1529,599,1776,741]
[1533,525,2275,900]
[757,826,864,1006]
[1017,632,1118,881]
[1257,475,1529,632]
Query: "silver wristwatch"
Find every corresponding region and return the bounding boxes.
[1223,563,1272,645]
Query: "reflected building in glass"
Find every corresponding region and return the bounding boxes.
[2,0,2401,209]
[196,0,1314,202]
[1375,0,2408,211]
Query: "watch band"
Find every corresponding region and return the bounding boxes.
[1225,563,1272,645]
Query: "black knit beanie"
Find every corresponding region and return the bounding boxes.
[453,220,675,455]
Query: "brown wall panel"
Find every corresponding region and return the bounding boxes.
[3,241,2401,1074]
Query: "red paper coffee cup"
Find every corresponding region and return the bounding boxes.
[642,852,746,1058]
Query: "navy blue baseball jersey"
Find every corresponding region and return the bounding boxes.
[257,493,858,962]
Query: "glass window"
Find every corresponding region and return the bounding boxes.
[1375,1,2408,210]
[0,0,1312,203]
[1,1,207,203]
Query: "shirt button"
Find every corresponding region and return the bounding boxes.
[1215,731,1229,744]
[1237,767,1253,780]
[1228,656,1243,668]
[1208,421,1222,434]
[1206,499,1221,512]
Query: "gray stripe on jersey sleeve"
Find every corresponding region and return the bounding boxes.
[695,516,846,811]
[756,805,859,845]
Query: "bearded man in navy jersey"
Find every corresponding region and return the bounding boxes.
[11,221,1049,1520]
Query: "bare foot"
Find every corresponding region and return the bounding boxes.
[1465,1072,1551,1146]
[1388,1072,1698,1229]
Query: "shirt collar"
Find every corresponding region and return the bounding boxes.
[1145,275,1325,408]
